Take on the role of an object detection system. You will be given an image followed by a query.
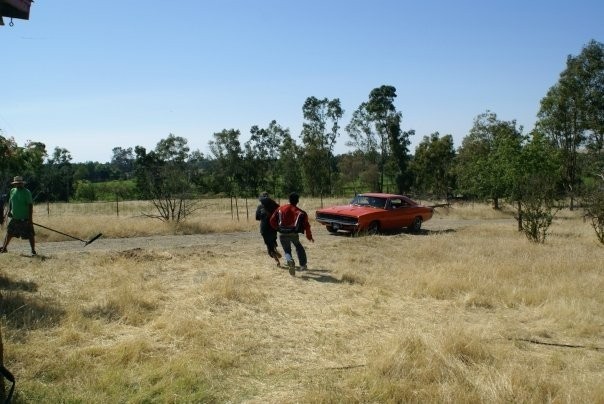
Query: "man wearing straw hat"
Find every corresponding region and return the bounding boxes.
[0,176,36,256]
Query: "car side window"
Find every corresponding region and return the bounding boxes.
[372,198,386,208]
[390,198,403,209]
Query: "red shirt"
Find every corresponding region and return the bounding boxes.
[270,204,313,241]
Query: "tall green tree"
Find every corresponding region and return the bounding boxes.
[186,149,209,192]
[577,41,604,155]
[208,129,243,196]
[300,97,343,196]
[111,147,135,179]
[536,40,604,210]
[278,132,303,196]
[1,133,46,196]
[244,120,287,196]
[388,124,413,194]
[512,131,563,242]
[43,147,74,202]
[155,133,190,162]
[337,151,379,195]
[455,111,524,208]
[133,145,159,199]
[411,132,456,199]
[72,161,116,183]
[346,85,412,193]
[0,134,22,193]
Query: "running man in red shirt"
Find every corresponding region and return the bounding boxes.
[270,192,314,276]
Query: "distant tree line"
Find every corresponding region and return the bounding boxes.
[1,40,603,241]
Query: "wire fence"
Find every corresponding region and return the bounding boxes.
[31,196,358,221]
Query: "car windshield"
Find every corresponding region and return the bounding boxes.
[351,195,386,208]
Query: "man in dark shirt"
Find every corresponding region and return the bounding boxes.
[255,192,281,266]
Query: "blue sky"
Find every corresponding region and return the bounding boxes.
[1,1,603,163]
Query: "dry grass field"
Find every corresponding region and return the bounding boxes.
[1,198,603,403]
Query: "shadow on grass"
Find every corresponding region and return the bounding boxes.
[0,274,38,293]
[401,228,457,236]
[1,274,65,339]
[0,292,65,336]
[321,228,457,237]
[18,253,51,261]
[299,268,342,283]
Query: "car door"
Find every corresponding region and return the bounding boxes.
[381,197,409,229]
[389,197,416,228]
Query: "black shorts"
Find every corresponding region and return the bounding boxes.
[7,219,35,239]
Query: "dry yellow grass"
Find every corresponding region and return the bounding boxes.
[0,198,603,402]
[32,198,260,241]
[30,197,506,241]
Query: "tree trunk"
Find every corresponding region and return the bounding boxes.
[245,198,249,221]
[493,197,500,210]
[517,200,523,231]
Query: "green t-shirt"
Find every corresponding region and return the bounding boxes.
[9,187,33,220]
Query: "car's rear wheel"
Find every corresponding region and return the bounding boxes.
[410,216,422,233]
[367,221,380,235]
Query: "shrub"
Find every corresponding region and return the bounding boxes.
[517,175,560,243]
[583,175,604,244]
[520,201,556,243]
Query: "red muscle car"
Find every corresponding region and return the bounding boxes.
[315,193,434,235]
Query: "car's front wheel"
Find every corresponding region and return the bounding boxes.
[326,225,338,234]
[410,216,422,233]
[367,221,380,235]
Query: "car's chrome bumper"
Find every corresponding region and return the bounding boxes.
[316,217,359,231]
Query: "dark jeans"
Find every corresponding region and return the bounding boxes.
[261,230,278,257]
[279,232,307,267]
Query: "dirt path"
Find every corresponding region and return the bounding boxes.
[5,217,513,256]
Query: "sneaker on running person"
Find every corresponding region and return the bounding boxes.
[287,260,295,276]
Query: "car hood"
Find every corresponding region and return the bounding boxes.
[316,204,380,217]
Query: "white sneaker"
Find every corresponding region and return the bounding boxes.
[299,265,307,271]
